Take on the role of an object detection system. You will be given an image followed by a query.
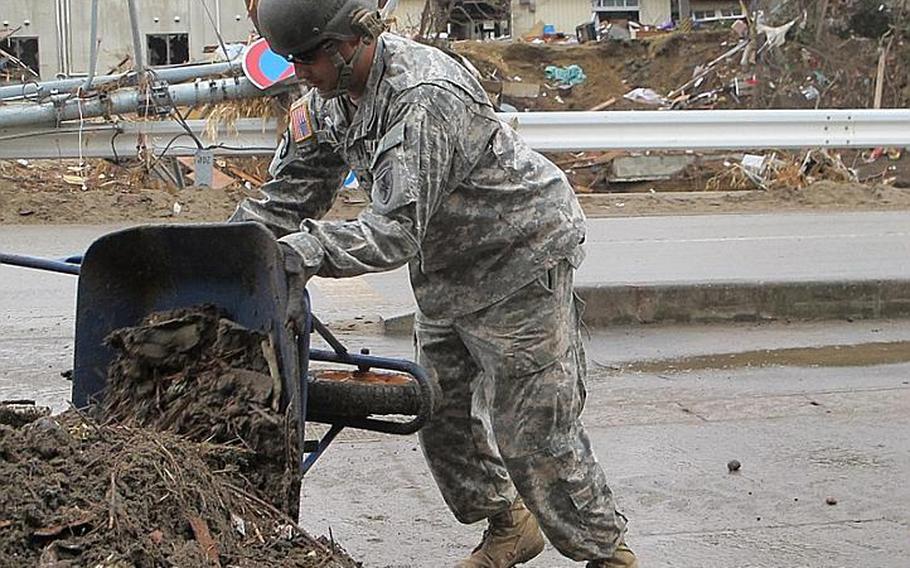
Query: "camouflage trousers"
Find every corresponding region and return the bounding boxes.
[416,260,628,561]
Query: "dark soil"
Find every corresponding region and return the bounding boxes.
[0,411,358,568]
[102,305,299,518]
[0,306,361,568]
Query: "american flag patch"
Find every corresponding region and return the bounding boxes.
[289,99,314,144]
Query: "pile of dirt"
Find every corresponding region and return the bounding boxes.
[453,6,908,111]
[102,305,298,517]
[0,158,367,226]
[0,412,358,568]
[0,306,361,567]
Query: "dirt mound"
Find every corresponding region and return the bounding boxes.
[0,411,357,568]
[0,157,367,225]
[0,306,361,567]
[102,305,298,517]
[454,23,908,111]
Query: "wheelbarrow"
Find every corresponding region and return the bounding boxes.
[0,222,436,477]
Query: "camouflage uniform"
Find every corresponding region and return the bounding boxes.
[231,33,628,560]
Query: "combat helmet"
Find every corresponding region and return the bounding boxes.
[257,0,386,97]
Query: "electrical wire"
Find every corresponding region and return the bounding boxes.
[198,0,234,68]
[155,80,206,149]
[141,132,197,173]
[110,129,122,162]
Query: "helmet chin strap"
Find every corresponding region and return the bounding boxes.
[320,40,367,100]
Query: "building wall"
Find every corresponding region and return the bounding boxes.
[389,0,426,36]
[690,0,744,20]
[1,0,63,79]
[1,0,256,79]
[639,0,672,25]
[511,0,593,37]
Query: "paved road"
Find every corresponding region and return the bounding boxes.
[2,216,910,565]
[314,210,910,322]
[4,211,909,325]
[299,332,910,568]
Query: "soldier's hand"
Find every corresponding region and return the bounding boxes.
[279,242,312,333]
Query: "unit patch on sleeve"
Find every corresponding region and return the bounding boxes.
[289,98,315,144]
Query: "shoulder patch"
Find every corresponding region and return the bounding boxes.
[289,98,315,144]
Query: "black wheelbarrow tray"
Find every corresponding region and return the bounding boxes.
[0,222,436,477]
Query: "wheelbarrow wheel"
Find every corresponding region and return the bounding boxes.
[306,369,422,418]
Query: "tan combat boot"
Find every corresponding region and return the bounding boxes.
[586,538,639,568]
[455,498,545,568]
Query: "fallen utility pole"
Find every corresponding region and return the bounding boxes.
[0,119,278,160]
[0,76,297,129]
[2,109,909,160]
[0,61,243,101]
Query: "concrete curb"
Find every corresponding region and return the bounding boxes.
[382,280,910,335]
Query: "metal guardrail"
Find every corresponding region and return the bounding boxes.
[503,109,910,151]
[0,109,908,160]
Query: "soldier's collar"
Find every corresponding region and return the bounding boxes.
[348,34,386,131]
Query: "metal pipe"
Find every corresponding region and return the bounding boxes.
[55,0,65,76]
[82,0,101,92]
[0,253,81,275]
[0,77,297,129]
[64,0,73,76]
[126,0,145,75]
[0,61,244,100]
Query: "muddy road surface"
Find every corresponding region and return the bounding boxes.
[2,224,909,566]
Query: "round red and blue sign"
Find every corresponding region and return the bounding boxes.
[242,38,296,90]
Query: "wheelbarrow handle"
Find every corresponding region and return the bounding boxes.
[0,253,81,275]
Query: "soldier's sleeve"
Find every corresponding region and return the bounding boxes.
[277,103,455,278]
[229,96,348,238]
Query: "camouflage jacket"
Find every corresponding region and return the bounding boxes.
[231,33,586,318]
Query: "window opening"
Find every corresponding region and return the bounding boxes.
[147,33,190,66]
[0,37,40,79]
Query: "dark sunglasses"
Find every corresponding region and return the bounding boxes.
[285,41,333,65]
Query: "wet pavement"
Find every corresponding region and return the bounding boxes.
[4,313,908,566]
[297,329,910,568]
[2,223,910,566]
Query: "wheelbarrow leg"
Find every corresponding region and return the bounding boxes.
[301,423,345,477]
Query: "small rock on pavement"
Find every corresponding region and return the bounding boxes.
[826,496,838,506]
[727,459,742,473]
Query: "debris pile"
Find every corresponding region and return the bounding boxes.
[0,409,357,567]
[706,150,859,191]
[0,306,361,567]
[102,305,298,516]
[454,3,909,112]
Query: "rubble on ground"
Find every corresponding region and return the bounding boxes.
[455,5,908,112]
[0,306,361,568]
[1,3,908,223]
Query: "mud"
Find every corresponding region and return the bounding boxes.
[0,411,358,568]
[101,305,298,517]
[0,306,362,567]
[624,340,910,373]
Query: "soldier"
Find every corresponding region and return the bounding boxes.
[231,1,638,566]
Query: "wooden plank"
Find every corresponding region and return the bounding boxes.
[588,97,617,112]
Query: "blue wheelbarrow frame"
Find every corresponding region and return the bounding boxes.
[1,223,435,477]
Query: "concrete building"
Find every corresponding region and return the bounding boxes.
[1,0,256,80]
[0,0,745,81]
[389,0,743,40]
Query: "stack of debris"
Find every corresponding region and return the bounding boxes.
[0,305,361,567]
